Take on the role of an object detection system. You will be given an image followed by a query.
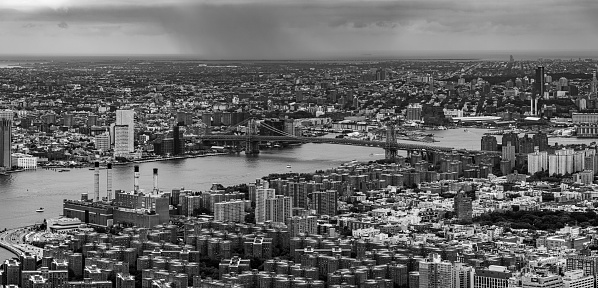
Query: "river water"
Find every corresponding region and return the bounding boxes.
[0,128,590,260]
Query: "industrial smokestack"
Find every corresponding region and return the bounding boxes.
[134,165,140,193]
[153,168,158,193]
[107,163,113,201]
[94,162,100,202]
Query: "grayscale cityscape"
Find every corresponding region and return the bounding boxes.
[1,1,598,288]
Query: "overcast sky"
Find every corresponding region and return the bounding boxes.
[0,0,597,59]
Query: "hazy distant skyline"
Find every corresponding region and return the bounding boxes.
[1,0,597,60]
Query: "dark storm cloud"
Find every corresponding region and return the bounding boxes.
[0,0,597,57]
[353,22,367,29]
[21,23,39,28]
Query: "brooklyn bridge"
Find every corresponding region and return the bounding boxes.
[198,119,488,161]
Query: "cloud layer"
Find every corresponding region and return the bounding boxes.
[0,0,597,59]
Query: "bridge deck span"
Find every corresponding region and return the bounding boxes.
[199,135,461,152]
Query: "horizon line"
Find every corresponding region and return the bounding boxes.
[0,50,597,59]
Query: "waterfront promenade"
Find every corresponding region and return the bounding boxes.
[0,226,44,259]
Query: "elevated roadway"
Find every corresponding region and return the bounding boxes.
[0,226,44,259]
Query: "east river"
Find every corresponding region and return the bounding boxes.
[0,128,593,260]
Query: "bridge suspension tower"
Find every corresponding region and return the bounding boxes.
[245,118,260,155]
[384,122,398,161]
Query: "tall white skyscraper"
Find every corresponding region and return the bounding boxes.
[214,200,248,223]
[0,119,11,170]
[114,109,134,157]
[549,148,574,176]
[255,188,275,224]
[116,109,134,126]
[528,148,549,175]
[0,110,12,170]
[254,188,291,224]
[265,195,292,224]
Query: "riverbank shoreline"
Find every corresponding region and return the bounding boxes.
[126,152,230,165]
[37,152,230,169]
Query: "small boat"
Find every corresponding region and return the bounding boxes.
[58,169,70,172]
[286,165,292,169]
[36,208,44,213]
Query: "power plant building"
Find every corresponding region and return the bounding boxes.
[63,200,114,228]
[63,166,170,228]
[112,191,170,227]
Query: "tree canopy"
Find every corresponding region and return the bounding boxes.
[474,210,597,231]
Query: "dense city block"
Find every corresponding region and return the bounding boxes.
[2,57,598,288]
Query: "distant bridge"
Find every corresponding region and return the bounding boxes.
[197,119,494,160]
[200,134,455,152]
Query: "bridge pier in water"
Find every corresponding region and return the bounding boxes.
[245,141,260,155]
